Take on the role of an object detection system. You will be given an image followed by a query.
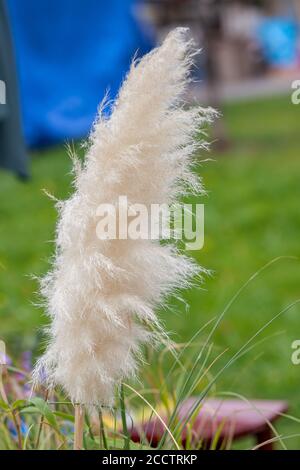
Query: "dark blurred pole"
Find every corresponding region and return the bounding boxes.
[197,0,230,151]
[0,0,28,179]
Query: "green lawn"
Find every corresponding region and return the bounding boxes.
[0,95,300,448]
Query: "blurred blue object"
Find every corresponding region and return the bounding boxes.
[257,16,299,69]
[7,0,153,147]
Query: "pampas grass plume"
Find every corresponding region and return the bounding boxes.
[33,28,215,407]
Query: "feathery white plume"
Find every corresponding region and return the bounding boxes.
[33,28,214,407]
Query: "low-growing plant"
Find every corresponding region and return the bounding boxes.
[1,258,299,450]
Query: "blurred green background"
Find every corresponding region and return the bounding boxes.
[0,94,300,447]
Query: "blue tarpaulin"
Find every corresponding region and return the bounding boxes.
[7,0,153,147]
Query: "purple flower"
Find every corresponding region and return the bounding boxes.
[21,351,32,372]
[0,353,12,366]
